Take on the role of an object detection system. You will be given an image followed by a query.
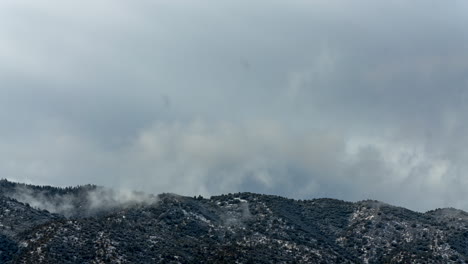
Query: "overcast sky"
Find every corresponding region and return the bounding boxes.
[1,0,468,211]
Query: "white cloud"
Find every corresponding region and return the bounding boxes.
[3,118,466,211]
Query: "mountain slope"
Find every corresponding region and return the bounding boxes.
[1,180,468,263]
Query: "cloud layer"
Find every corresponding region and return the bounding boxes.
[1,0,468,211]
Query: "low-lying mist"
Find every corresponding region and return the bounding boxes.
[1,180,157,218]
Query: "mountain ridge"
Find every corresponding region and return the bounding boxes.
[1,179,468,263]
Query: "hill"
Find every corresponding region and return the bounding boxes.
[1,179,467,263]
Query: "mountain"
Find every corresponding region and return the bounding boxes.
[1,179,468,263]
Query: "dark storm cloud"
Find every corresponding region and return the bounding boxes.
[1,0,468,211]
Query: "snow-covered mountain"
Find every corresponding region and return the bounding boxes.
[1,179,467,263]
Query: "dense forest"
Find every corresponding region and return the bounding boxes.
[1,179,468,263]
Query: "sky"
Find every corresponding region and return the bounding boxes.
[1,0,468,212]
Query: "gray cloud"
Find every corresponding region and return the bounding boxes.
[1,0,468,212]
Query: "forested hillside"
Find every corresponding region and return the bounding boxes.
[1,180,468,263]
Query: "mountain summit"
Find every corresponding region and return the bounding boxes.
[0,179,467,263]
